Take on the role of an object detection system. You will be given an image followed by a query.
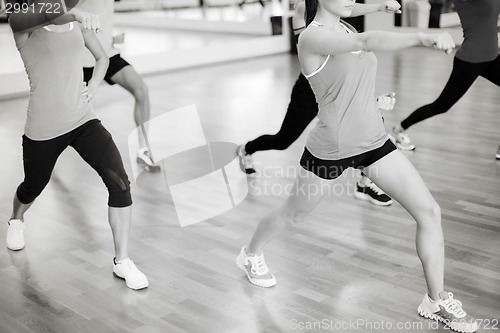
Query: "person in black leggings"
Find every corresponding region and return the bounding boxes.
[237,0,401,205]
[391,0,500,157]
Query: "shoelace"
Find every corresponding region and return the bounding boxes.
[442,293,466,317]
[367,181,385,196]
[250,253,268,275]
[119,258,139,273]
[126,258,135,268]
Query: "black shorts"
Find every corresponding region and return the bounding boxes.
[83,54,130,85]
[300,139,397,180]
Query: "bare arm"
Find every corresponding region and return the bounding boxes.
[298,27,454,75]
[7,0,100,38]
[9,4,101,48]
[349,0,401,17]
[300,26,454,55]
[8,5,71,34]
[82,27,109,103]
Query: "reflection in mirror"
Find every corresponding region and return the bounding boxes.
[108,0,292,73]
[429,0,456,28]
[0,0,293,99]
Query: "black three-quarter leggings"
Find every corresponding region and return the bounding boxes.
[17,119,132,207]
[401,55,500,130]
[244,73,319,155]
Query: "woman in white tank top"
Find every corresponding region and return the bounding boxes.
[236,1,478,332]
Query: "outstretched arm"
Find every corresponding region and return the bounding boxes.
[299,27,455,75]
[349,0,402,17]
[7,0,100,34]
[300,27,454,56]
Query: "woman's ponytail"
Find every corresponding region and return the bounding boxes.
[304,0,319,26]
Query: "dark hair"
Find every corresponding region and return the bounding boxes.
[304,0,319,26]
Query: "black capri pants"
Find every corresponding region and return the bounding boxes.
[17,119,132,207]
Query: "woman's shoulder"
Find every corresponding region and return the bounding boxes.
[298,23,346,48]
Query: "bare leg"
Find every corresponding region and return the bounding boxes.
[10,194,33,221]
[108,205,148,289]
[110,66,150,150]
[247,169,328,254]
[364,150,444,300]
[108,206,131,261]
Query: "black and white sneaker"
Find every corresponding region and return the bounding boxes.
[236,145,256,174]
[354,180,392,206]
[496,145,500,160]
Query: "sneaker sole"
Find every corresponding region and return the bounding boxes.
[354,192,392,206]
[418,307,477,333]
[396,142,416,151]
[6,244,25,251]
[235,254,276,288]
[113,272,149,290]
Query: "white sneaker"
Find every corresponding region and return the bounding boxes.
[391,126,416,151]
[236,145,256,174]
[137,148,160,172]
[418,291,478,333]
[6,219,25,251]
[113,258,149,290]
[236,246,276,287]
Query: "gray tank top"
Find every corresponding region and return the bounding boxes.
[454,0,500,63]
[17,23,97,140]
[303,22,387,160]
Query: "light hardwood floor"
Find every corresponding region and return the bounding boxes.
[0,47,499,333]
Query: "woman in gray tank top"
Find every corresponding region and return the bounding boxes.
[236,1,477,332]
[237,0,400,207]
[5,1,148,291]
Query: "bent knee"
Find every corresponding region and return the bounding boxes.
[428,201,441,219]
[133,82,149,101]
[109,188,132,207]
[98,139,132,207]
[418,201,441,227]
[16,184,41,205]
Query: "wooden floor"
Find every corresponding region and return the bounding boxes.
[0,46,499,333]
